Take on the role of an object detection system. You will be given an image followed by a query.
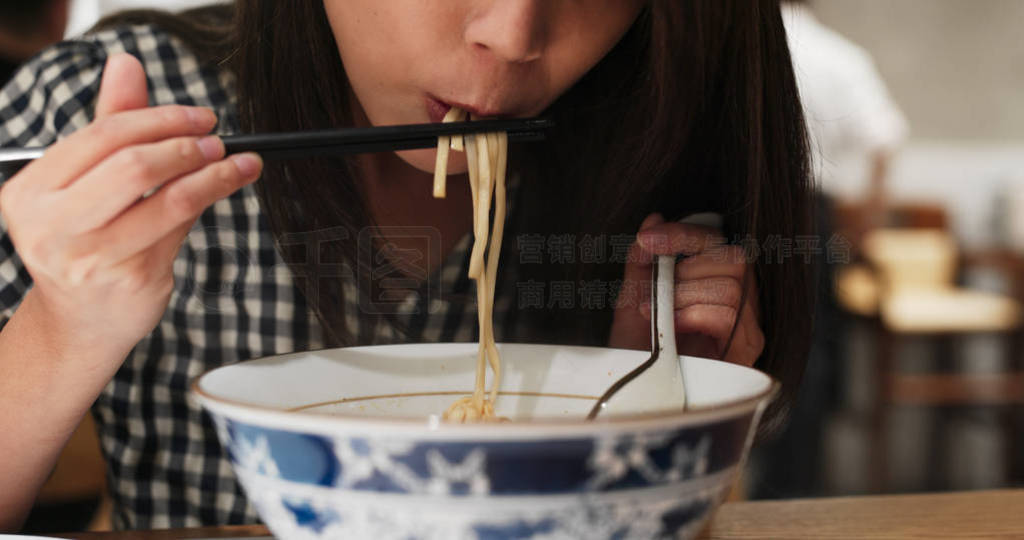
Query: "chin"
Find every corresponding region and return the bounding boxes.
[396,147,469,175]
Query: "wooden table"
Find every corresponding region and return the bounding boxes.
[708,489,1023,539]
[59,489,1024,539]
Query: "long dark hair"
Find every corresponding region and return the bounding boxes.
[99,0,813,427]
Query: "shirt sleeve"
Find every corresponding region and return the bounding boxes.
[0,39,108,324]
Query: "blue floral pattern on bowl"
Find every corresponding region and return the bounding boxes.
[209,413,755,539]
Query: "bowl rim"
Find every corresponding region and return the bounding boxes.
[190,343,780,440]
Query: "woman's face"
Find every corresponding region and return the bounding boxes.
[323,0,645,174]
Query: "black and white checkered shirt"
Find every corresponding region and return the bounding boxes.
[0,25,518,528]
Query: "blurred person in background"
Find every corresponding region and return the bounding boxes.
[784,0,909,231]
[751,0,909,499]
[0,0,69,86]
[66,0,223,36]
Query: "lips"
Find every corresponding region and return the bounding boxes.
[426,95,514,123]
[426,96,452,123]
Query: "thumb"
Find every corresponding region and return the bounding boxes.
[610,213,666,349]
[639,212,665,231]
[614,213,665,313]
[620,213,665,283]
[95,53,149,119]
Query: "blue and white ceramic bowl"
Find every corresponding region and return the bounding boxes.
[192,343,777,539]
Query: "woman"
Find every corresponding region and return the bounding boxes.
[0,0,812,529]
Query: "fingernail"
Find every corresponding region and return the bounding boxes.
[640,213,665,231]
[639,302,652,318]
[187,107,215,127]
[637,230,669,251]
[196,136,223,160]
[231,153,262,177]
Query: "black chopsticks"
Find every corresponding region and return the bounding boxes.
[0,117,552,176]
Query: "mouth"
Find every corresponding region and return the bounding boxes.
[426,95,513,123]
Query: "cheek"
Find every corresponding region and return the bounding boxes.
[323,1,438,122]
[543,3,644,102]
[327,6,401,83]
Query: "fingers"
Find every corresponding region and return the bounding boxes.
[26,105,219,192]
[58,135,226,234]
[638,277,745,319]
[634,258,760,362]
[12,54,217,193]
[622,213,728,284]
[669,272,761,363]
[723,300,765,367]
[76,153,262,269]
[675,246,749,281]
[621,213,729,293]
[611,213,666,350]
[619,213,665,285]
[612,212,764,364]
[673,304,738,352]
[673,277,743,309]
[95,53,149,118]
[673,301,762,364]
[636,220,726,257]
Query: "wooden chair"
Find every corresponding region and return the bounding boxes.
[840,228,1023,492]
[831,200,950,262]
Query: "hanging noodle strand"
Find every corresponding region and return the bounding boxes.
[431,108,508,422]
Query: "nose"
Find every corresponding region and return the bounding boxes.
[465,0,546,64]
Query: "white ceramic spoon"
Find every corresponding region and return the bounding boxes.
[588,254,685,418]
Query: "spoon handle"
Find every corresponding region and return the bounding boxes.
[654,254,679,369]
[586,255,685,419]
[654,254,686,408]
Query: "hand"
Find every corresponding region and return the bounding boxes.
[608,213,764,367]
[0,53,263,359]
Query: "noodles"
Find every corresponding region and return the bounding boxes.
[432,108,467,198]
[432,107,508,422]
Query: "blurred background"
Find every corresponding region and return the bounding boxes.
[3,0,1022,533]
[751,0,1024,501]
[65,0,218,36]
